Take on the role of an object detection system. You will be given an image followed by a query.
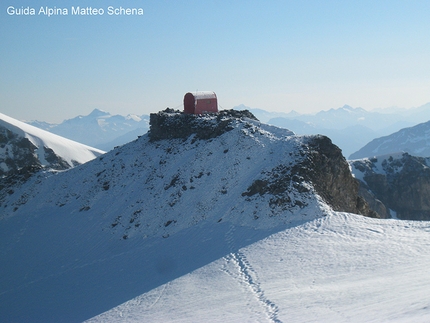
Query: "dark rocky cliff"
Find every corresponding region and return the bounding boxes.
[350,153,430,220]
[300,135,380,217]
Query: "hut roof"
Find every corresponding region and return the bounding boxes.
[190,91,217,100]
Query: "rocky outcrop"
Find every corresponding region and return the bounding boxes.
[357,186,391,219]
[0,128,41,177]
[148,108,258,141]
[299,136,380,218]
[150,110,382,218]
[241,135,382,218]
[350,153,430,220]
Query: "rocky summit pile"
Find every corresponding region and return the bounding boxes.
[148,108,258,141]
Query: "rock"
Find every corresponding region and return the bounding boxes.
[357,185,391,219]
[0,125,70,195]
[350,153,430,220]
[242,134,381,218]
[148,109,258,141]
[299,135,380,218]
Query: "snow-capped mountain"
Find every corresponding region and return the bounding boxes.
[256,105,404,158]
[350,120,430,159]
[26,102,430,157]
[28,109,150,151]
[242,103,430,158]
[0,112,104,178]
[2,109,430,322]
[234,104,300,123]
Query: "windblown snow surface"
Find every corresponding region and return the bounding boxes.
[1,116,430,322]
[87,213,430,323]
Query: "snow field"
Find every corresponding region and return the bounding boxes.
[87,213,430,323]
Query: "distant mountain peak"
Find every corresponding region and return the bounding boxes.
[336,105,366,113]
[341,104,354,110]
[29,109,150,150]
[125,114,142,122]
[288,109,301,117]
[233,104,252,110]
[88,109,110,118]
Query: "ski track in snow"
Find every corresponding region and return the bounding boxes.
[223,224,282,323]
[82,213,430,323]
[147,282,169,310]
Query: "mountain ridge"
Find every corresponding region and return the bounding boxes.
[24,102,430,157]
[0,109,379,321]
[2,109,377,222]
[244,103,430,157]
[350,120,430,159]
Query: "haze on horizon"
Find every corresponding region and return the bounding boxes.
[1,0,430,123]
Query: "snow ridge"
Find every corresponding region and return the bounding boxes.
[0,112,104,168]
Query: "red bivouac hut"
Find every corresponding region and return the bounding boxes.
[183,91,218,114]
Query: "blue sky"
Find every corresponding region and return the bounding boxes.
[1,0,430,122]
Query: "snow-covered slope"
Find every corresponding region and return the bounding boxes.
[1,110,427,322]
[0,112,104,174]
[350,120,430,159]
[86,212,430,323]
[28,109,149,151]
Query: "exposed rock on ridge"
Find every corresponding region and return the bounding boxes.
[149,109,380,218]
[1,108,382,225]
